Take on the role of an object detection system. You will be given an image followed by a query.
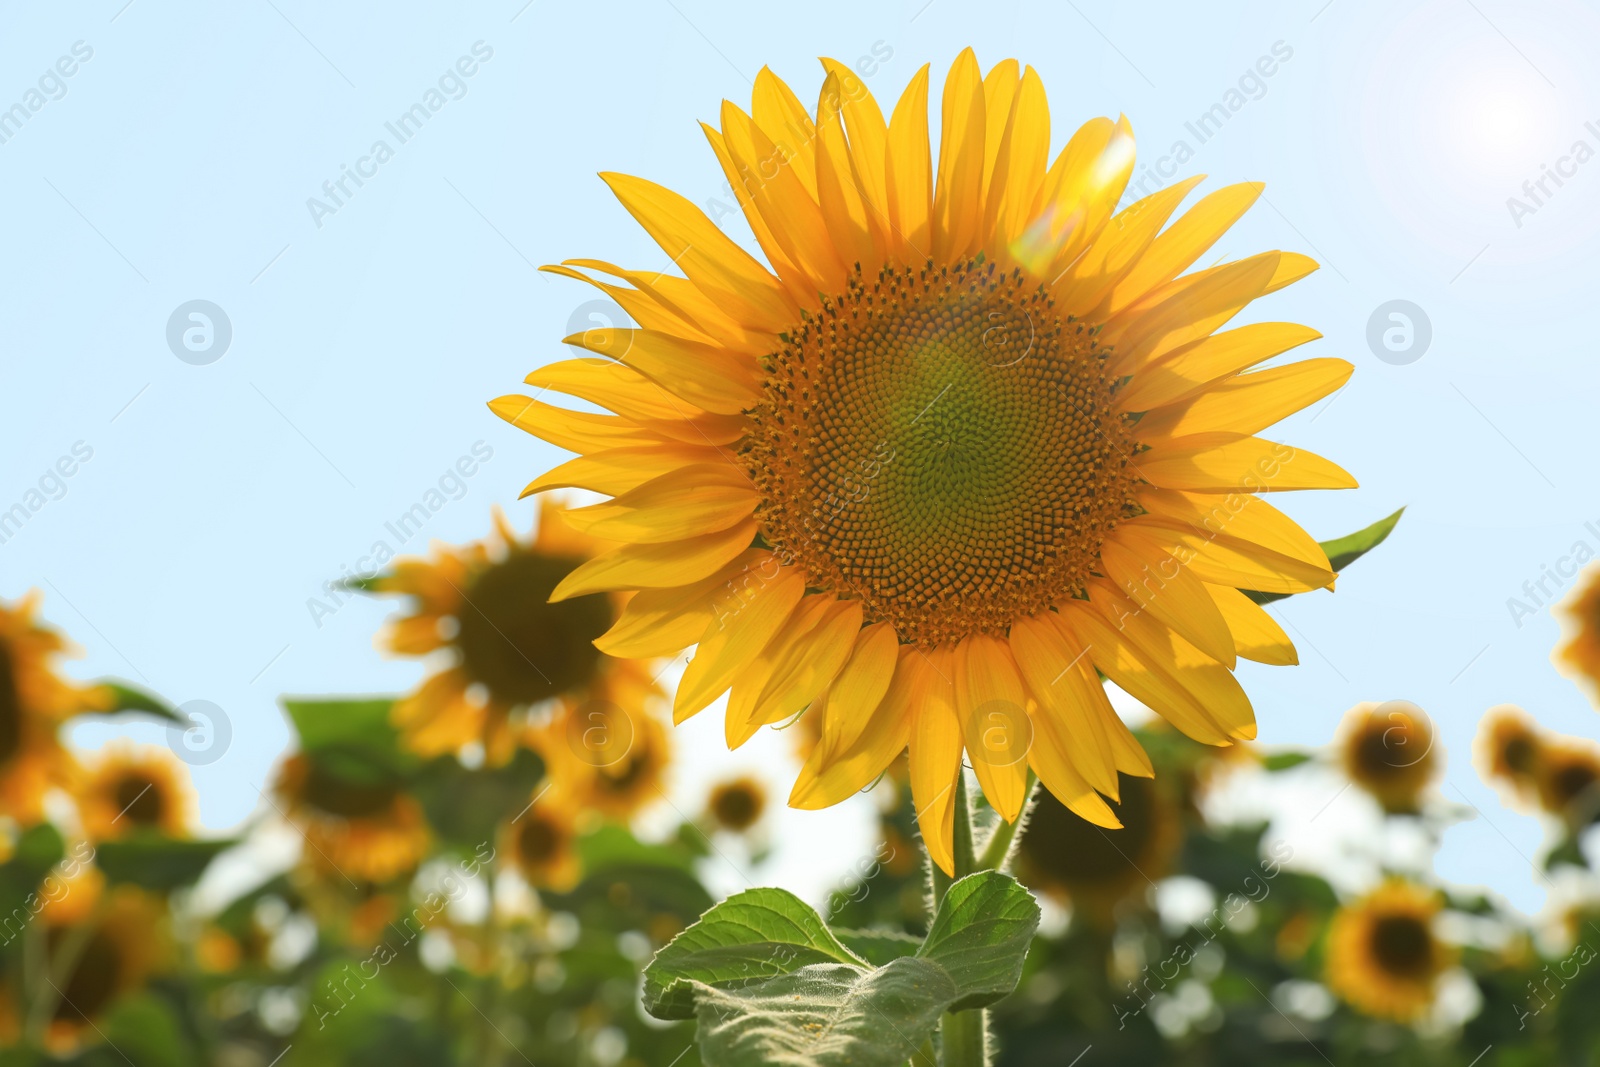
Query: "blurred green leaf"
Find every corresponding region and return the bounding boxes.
[1244,507,1404,605]
[0,822,66,913]
[833,927,922,967]
[413,747,543,849]
[1261,751,1314,772]
[281,697,417,782]
[97,681,184,724]
[96,834,236,891]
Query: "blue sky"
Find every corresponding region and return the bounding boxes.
[4,0,1599,913]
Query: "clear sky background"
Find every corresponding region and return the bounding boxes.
[4,0,1599,916]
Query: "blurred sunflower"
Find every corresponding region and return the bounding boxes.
[1556,566,1600,703]
[1533,738,1600,827]
[271,753,430,884]
[1018,773,1180,922]
[496,50,1353,872]
[1473,704,1543,807]
[0,592,109,825]
[78,741,195,841]
[1336,701,1439,815]
[534,702,671,822]
[374,501,657,766]
[1326,879,1454,1023]
[43,885,168,1052]
[707,774,767,833]
[500,794,582,891]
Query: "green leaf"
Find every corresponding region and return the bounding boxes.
[643,886,866,1020]
[95,835,236,890]
[918,870,1040,1012]
[1244,507,1404,605]
[833,927,923,967]
[646,872,1039,1067]
[281,697,417,780]
[1261,751,1314,772]
[692,959,954,1067]
[97,681,183,723]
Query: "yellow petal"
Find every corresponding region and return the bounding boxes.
[753,598,865,726]
[1138,433,1358,494]
[674,564,806,722]
[815,72,879,271]
[907,646,962,875]
[725,594,836,748]
[979,59,1020,202]
[790,625,909,810]
[1027,715,1122,829]
[1099,530,1237,668]
[953,634,1030,822]
[1137,489,1333,576]
[1054,176,1204,318]
[521,444,724,498]
[884,64,933,261]
[524,357,706,423]
[1102,252,1282,375]
[560,329,762,416]
[932,47,985,261]
[541,263,718,344]
[1139,358,1353,439]
[1120,322,1323,412]
[600,172,796,332]
[488,394,645,454]
[818,58,890,240]
[1008,612,1118,796]
[566,465,757,544]
[1207,585,1298,666]
[561,258,774,354]
[551,518,758,601]
[594,550,771,657]
[751,66,818,198]
[984,65,1049,247]
[1105,181,1264,314]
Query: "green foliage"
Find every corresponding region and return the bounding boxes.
[95,835,237,891]
[97,682,184,724]
[1245,507,1404,604]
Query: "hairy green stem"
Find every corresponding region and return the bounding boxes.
[976,772,1039,872]
[936,773,986,1066]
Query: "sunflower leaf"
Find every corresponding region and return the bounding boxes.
[832,927,923,967]
[1244,506,1404,605]
[96,681,184,724]
[646,873,1038,1066]
[95,835,237,890]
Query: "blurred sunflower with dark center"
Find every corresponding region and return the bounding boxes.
[41,884,169,1053]
[0,592,109,826]
[1534,737,1600,828]
[271,752,430,884]
[1473,704,1543,808]
[78,741,195,841]
[1326,879,1455,1023]
[372,501,657,766]
[494,49,1356,872]
[1556,566,1600,705]
[500,793,582,891]
[1336,701,1439,815]
[534,701,671,822]
[707,774,767,833]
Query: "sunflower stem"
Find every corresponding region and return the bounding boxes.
[976,771,1039,872]
[936,772,987,1066]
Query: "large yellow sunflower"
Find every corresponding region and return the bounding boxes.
[1325,879,1454,1023]
[78,741,196,841]
[0,592,109,825]
[495,51,1354,872]
[375,500,657,765]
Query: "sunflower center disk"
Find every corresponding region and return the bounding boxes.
[456,554,614,706]
[741,260,1140,647]
[1370,915,1434,977]
[0,645,21,765]
[114,774,166,827]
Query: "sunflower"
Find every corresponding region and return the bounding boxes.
[495,51,1354,872]
[374,500,657,766]
[1326,879,1454,1023]
[707,774,768,833]
[1017,772,1180,921]
[1534,738,1600,827]
[500,793,582,891]
[1556,566,1600,704]
[43,885,169,1052]
[78,741,196,841]
[533,701,672,822]
[1335,701,1439,815]
[1473,704,1543,806]
[0,592,109,825]
[271,752,430,884]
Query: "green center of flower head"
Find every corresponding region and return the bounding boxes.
[1370,914,1434,978]
[0,644,20,766]
[456,553,615,706]
[741,259,1141,648]
[1022,774,1159,889]
[113,774,165,827]
[50,925,122,1023]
